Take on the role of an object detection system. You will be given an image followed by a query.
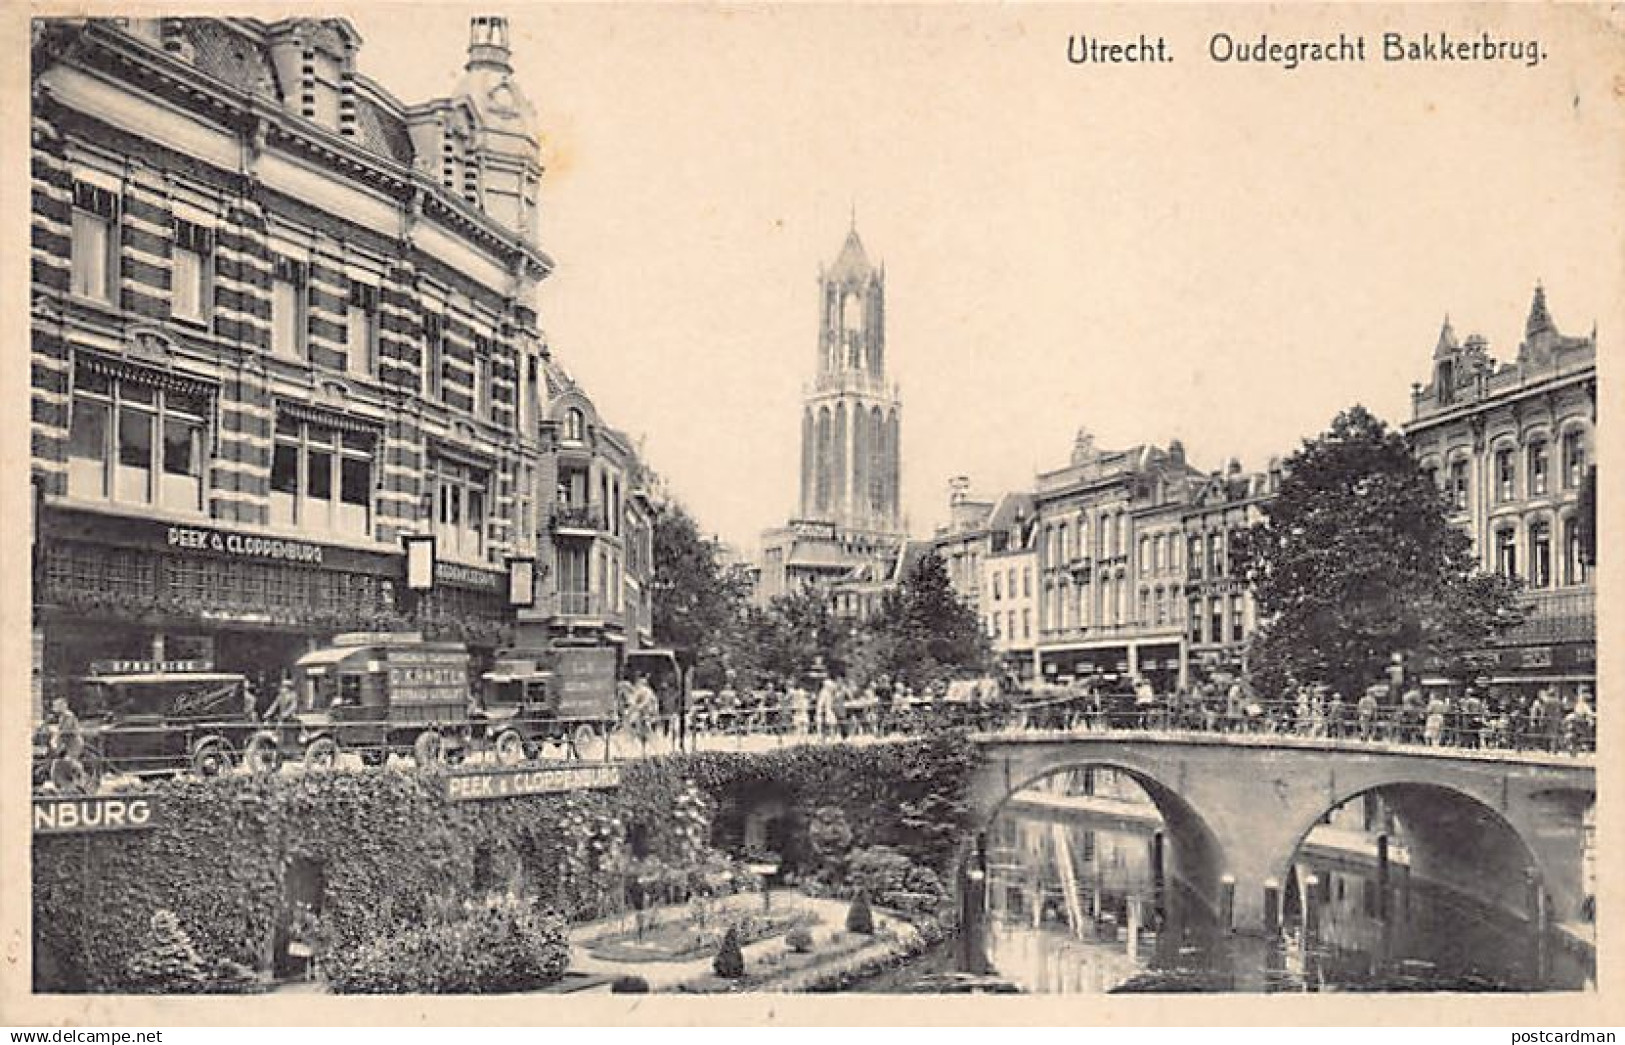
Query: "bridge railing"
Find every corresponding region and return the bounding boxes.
[667,690,1597,760]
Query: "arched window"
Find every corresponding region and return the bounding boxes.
[1528,519,1552,589]
[1528,439,1550,497]
[1563,428,1587,488]
[564,407,585,442]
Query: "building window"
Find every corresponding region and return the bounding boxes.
[1138,537,1150,572]
[564,407,586,442]
[1495,526,1518,579]
[1189,597,1203,644]
[346,281,378,377]
[1449,459,1469,511]
[1022,608,1031,640]
[1495,447,1515,502]
[1564,517,1588,585]
[71,182,119,303]
[171,220,212,323]
[270,257,307,362]
[1007,611,1016,640]
[270,415,374,537]
[1154,588,1166,627]
[1152,536,1164,572]
[68,363,210,512]
[1187,535,1203,579]
[1208,533,1224,577]
[1138,587,1149,625]
[1023,567,1031,597]
[1563,430,1586,489]
[1529,441,1549,497]
[1100,515,1113,559]
[1230,594,1245,644]
[1529,520,1552,589]
[431,457,490,563]
[423,312,446,401]
[1209,597,1224,648]
[1421,462,1439,490]
[992,573,1002,601]
[474,337,493,420]
[990,614,1000,639]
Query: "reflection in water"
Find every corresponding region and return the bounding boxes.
[972,770,1593,993]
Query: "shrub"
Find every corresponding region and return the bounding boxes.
[124,909,209,994]
[785,927,815,954]
[844,845,947,913]
[328,893,569,994]
[611,974,650,993]
[713,926,745,979]
[846,894,875,935]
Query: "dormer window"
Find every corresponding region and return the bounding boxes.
[1435,360,1455,405]
[564,407,586,443]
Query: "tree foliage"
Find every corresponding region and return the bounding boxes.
[650,497,752,686]
[849,552,989,690]
[734,585,850,687]
[1233,405,1526,697]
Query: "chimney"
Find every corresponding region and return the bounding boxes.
[468,15,513,73]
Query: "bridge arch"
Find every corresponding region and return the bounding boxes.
[974,758,1227,918]
[1276,782,1542,921]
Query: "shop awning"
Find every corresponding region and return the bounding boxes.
[294,646,370,675]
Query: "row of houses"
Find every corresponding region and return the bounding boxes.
[932,288,1597,700]
[29,17,657,712]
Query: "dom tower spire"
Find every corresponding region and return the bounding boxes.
[799,223,902,535]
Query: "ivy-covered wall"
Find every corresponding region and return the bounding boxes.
[32,733,978,992]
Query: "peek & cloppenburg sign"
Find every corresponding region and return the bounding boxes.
[445,764,621,802]
[34,794,160,834]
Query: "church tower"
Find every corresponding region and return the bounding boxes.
[798,223,903,535]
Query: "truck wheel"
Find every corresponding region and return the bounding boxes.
[571,724,597,760]
[191,736,235,777]
[303,737,339,771]
[494,729,526,766]
[244,732,283,775]
[413,730,445,767]
[359,748,387,768]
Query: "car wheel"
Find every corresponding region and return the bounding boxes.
[413,730,445,767]
[303,737,339,771]
[494,729,526,766]
[190,736,235,777]
[244,732,283,775]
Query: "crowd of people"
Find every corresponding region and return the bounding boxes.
[671,671,1598,755]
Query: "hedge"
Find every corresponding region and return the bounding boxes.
[33,732,978,992]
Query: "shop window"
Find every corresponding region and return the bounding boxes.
[171,219,213,323]
[1529,441,1549,497]
[270,256,307,362]
[432,457,490,563]
[68,362,208,512]
[346,280,378,377]
[271,415,374,537]
[1563,430,1586,489]
[71,182,119,303]
[1529,521,1552,589]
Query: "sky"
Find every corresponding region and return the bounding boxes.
[347,3,1622,552]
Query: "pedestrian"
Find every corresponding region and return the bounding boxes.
[815,678,836,740]
[1225,681,1245,734]
[266,676,299,721]
[787,682,809,736]
[1356,687,1379,742]
[1423,693,1447,746]
[1327,690,1345,739]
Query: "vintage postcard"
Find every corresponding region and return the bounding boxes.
[2,0,1620,1028]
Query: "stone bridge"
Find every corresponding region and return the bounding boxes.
[964,731,1595,936]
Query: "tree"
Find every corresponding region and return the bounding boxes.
[734,585,850,686]
[124,909,209,993]
[851,552,989,690]
[651,498,752,687]
[1232,405,1526,698]
[712,926,745,978]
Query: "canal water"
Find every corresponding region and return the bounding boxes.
[867,770,1594,993]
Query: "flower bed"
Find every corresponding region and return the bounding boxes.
[588,909,817,964]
